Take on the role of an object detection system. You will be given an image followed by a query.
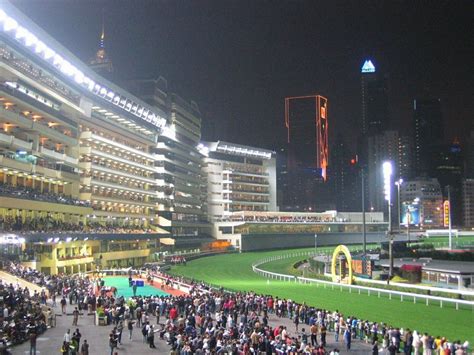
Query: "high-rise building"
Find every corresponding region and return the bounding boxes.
[285,95,328,180]
[435,140,463,226]
[202,141,277,221]
[462,178,474,228]
[398,135,413,179]
[367,130,400,213]
[282,94,329,211]
[127,78,211,240]
[400,178,443,227]
[465,130,474,178]
[89,17,113,76]
[331,134,359,211]
[360,60,389,137]
[413,98,443,177]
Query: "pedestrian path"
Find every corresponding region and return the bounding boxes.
[13,302,377,354]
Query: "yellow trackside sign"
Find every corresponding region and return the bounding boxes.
[443,200,450,227]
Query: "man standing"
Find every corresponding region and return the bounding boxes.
[73,328,82,351]
[344,327,351,351]
[29,331,37,355]
[148,325,156,348]
[404,329,413,355]
[80,339,89,355]
[128,319,134,340]
[117,320,124,345]
[320,323,327,347]
[61,297,67,314]
[310,323,318,347]
[63,329,71,350]
[72,307,79,326]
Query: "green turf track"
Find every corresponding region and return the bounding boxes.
[171,247,474,345]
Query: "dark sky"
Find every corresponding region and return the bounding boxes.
[11,0,474,152]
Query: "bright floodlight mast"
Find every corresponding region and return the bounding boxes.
[395,178,403,232]
[383,161,394,284]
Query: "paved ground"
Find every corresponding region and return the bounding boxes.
[11,300,378,354]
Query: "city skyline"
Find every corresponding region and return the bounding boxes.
[12,0,473,152]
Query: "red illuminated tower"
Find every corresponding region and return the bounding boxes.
[284,94,328,180]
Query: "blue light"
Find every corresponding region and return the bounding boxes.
[361,60,376,73]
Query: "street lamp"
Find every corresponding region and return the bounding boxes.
[395,179,403,232]
[383,161,393,284]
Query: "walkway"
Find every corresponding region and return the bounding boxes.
[12,302,375,354]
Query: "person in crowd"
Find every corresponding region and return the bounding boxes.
[80,339,89,355]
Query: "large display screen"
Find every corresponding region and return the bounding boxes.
[401,203,420,225]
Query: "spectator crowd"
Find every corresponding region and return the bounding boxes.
[0,261,470,354]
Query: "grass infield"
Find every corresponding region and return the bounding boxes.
[171,247,473,345]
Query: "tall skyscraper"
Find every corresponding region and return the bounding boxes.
[465,130,474,178]
[282,95,329,211]
[360,60,389,137]
[367,130,400,213]
[435,140,463,225]
[331,134,359,211]
[462,179,474,228]
[285,95,328,180]
[398,135,413,179]
[413,98,444,177]
[89,15,114,75]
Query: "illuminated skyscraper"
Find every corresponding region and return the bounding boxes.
[360,60,389,136]
[89,14,113,75]
[285,95,328,180]
[281,95,330,211]
[413,98,443,177]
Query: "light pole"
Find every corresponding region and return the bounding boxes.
[395,179,403,232]
[361,167,367,256]
[447,186,452,250]
[314,234,318,256]
[383,161,393,284]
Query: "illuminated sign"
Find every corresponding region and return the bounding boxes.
[443,200,450,227]
[361,60,376,73]
[402,204,420,225]
[317,96,328,181]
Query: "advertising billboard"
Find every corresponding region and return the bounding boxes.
[401,203,420,225]
[443,200,450,227]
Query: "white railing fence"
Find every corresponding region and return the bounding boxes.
[252,253,474,311]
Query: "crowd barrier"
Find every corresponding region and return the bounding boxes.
[252,252,474,311]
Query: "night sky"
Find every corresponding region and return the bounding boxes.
[11,0,474,152]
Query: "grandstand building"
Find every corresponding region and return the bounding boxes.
[213,210,387,250]
[0,3,209,274]
[127,78,211,245]
[201,141,277,223]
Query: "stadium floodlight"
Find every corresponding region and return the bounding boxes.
[15,26,27,39]
[43,46,55,60]
[34,40,46,54]
[4,17,18,31]
[24,32,37,47]
[383,161,393,203]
